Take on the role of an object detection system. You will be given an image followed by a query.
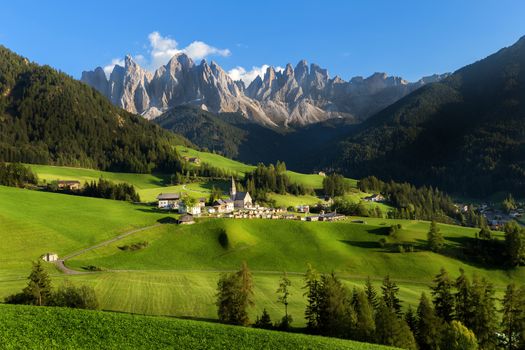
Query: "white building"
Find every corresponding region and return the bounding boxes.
[178,201,202,216]
[157,193,181,209]
[42,252,58,262]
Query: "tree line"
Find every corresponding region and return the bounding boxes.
[0,162,37,187]
[359,176,485,226]
[322,173,351,197]
[216,262,525,350]
[5,261,98,310]
[48,177,140,202]
[242,162,314,202]
[170,162,239,185]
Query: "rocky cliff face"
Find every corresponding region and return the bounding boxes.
[82,54,447,126]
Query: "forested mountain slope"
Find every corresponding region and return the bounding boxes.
[0,46,186,173]
[331,35,525,197]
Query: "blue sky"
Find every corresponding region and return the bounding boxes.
[1,0,525,83]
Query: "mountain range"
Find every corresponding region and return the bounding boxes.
[81,55,447,126]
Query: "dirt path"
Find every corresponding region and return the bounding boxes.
[55,223,162,274]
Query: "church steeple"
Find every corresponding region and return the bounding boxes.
[230,176,237,199]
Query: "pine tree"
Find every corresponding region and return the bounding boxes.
[276,272,292,329]
[23,260,53,306]
[469,276,498,350]
[236,261,255,325]
[352,289,376,342]
[381,275,402,316]
[504,221,525,267]
[253,309,273,329]
[431,267,455,322]
[303,264,321,332]
[454,268,473,327]
[318,273,355,338]
[364,276,379,310]
[216,262,254,326]
[501,283,525,350]
[405,305,418,335]
[375,303,417,350]
[428,220,445,252]
[416,292,443,350]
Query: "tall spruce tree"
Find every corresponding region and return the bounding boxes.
[431,267,455,322]
[352,289,376,342]
[428,220,445,252]
[303,264,321,332]
[440,320,479,350]
[455,268,473,327]
[318,273,355,338]
[364,276,379,310]
[501,283,525,350]
[374,303,417,350]
[216,262,254,326]
[504,221,525,267]
[416,292,444,350]
[23,260,53,306]
[405,305,418,335]
[381,275,402,316]
[470,276,498,350]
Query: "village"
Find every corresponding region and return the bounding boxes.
[157,177,345,225]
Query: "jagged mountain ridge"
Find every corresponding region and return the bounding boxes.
[82,54,447,126]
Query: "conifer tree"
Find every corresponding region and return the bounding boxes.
[441,320,478,350]
[416,292,443,350]
[253,309,273,329]
[374,303,417,350]
[318,273,355,338]
[303,264,321,332]
[469,276,498,350]
[381,275,402,316]
[454,268,473,327]
[431,267,455,322]
[405,305,418,335]
[428,220,445,252]
[23,260,53,306]
[501,283,525,350]
[364,276,379,310]
[352,289,376,342]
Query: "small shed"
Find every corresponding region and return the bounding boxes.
[178,214,195,225]
[42,252,59,262]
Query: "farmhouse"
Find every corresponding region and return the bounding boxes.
[319,212,346,222]
[57,180,81,191]
[230,177,252,209]
[296,205,310,213]
[364,194,385,202]
[213,198,234,213]
[179,201,201,216]
[178,214,195,225]
[182,156,201,165]
[42,252,58,262]
[157,193,180,209]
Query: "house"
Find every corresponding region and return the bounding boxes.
[157,193,181,209]
[306,216,319,222]
[197,198,207,208]
[57,180,81,191]
[319,212,346,222]
[296,205,310,213]
[364,194,385,202]
[318,171,326,177]
[213,199,234,213]
[42,252,58,262]
[183,156,201,165]
[178,214,195,225]
[230,177,253,209]
[179,201,201,216]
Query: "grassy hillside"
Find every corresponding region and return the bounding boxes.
[0,304,394,350]
[0,185,522,325]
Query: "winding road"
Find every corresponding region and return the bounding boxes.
[55,223,162,275]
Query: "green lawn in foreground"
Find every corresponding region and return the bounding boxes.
[0,304,394,350]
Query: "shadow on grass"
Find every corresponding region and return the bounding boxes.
[339,240,381,249]
[365,227,390,236]
[157,216,177,224]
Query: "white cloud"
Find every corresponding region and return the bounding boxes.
[102,31,231,76]
[228,65,284,85]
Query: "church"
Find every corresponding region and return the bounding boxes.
[230,177,252,209]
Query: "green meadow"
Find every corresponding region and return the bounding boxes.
[0,185,522,326]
